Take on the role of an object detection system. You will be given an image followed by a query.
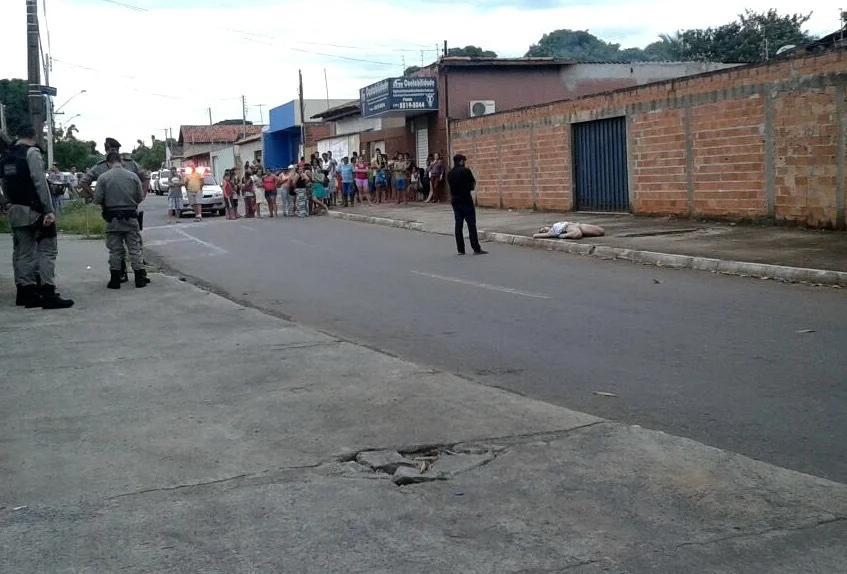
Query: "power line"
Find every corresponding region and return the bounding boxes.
[51,58,243,102]
[94,0,432,62]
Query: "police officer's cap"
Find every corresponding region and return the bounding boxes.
[104,137,121,150]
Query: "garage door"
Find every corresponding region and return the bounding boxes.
[573,117,630,212]
[415,117,429,167]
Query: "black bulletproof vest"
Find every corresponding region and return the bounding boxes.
[0,144,41,210]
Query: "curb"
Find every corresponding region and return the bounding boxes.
[328,211,847,287]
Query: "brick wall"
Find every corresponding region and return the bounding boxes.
[305,122,332,147]
[451,48,847,229]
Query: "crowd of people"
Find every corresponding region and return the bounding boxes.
[208,148,450,221]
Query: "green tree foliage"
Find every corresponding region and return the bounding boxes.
[447,45,498,58]
[130,138,170,171]
[404,65,422,75]
[674,10,814,63]
[525,30,635,61]
[52,125,101,170]
[525,10,815,64]
[0,79,30,137]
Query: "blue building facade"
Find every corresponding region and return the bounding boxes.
[263,102,301,170]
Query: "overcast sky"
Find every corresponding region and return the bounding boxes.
[0,0,842,152]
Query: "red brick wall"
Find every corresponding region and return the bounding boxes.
[631,109,687,214]
[304,122,332,147]
[452,48,847,228]
[690,97,767,218]
[773,88,840,227]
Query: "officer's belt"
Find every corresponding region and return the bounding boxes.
[102,209,138,222]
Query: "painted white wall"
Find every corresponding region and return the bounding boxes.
[210,145,236,183]
[236,139,263,164]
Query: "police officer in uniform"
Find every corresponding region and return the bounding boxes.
[80,137,150,282]
[0,125,74,308]
[93,152,149,289]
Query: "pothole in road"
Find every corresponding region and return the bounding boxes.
[345,444,503,486]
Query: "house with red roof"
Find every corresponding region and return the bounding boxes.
[177,124,264,168]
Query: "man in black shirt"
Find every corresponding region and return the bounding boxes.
[446,154,487,255]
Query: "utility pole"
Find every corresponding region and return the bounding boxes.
[241,95,247,140]
[26,0,44,147]
[208,107,213,126]
[298,70,306,161]
[256,103,265,126]
[323,68,330,111]
[402,55,406,75]
[163,128,170,167]
[421,50,425,66]
[45,56,54,167]
[444,40,448,58]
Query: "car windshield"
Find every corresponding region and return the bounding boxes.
[159,170,171,179]
[204,175,217,186]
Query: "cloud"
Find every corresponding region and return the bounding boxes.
[0,0,842,155]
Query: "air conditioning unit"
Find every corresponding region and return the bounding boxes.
[469,100,496,117]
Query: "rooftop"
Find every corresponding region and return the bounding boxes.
[179,124,264,145]
[311,99,360,121]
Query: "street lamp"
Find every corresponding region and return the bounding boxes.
[59,114,81,132]
[47,89,86,168]
[55,89,87,114]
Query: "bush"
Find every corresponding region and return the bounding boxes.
[57,200,105,238]
[0,200,104,238]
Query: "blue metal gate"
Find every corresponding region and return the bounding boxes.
[572,117,629,212]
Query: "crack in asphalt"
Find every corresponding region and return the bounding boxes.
[672,516,847,550]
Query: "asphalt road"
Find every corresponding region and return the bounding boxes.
[141,196,847,483]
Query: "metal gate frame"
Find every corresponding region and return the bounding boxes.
[571,116,631,212]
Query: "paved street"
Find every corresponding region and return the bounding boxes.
[3,234,847,573]
[141,196,847,483]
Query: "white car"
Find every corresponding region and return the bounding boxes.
[180,173,225,217]
[155,169,172,195]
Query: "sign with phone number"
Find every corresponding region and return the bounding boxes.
[360,77,438,118]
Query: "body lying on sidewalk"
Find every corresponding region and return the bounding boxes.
[533,222,605,240]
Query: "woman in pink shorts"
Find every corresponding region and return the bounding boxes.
[354,155,370,205]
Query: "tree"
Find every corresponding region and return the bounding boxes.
[643,33,685,61]
[447,45,498,58]
[130,139,167,171]
[525,29,650,62]
[51,125,100,169]
[404,65,422,75]
[675,10,814,63]
[0,79,29,137]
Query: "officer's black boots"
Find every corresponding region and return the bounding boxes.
[120,260,129,283]
[38,285,74,309]
[108,270,123,289]
[18,285,41,308]
[135,269,149,288]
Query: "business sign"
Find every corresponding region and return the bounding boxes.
[360,77,438,118]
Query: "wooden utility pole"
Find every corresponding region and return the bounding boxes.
[256,103,265,126]
[208,107,213,126]
[26,0,44,144]
[298,70,306,160]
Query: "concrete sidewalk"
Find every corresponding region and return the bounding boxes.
[2,236,846,573]
[329,203,847,285]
